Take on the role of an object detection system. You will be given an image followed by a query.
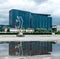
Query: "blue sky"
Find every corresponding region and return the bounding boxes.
[0,0,60,25]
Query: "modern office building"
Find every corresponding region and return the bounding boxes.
[9,9,52,31]
[31,13,52,31]
[9,9,31,28]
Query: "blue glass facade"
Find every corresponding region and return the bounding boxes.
[9,9,52,31]
[9,9,30,28]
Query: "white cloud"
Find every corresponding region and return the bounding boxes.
[0,0,60,25]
